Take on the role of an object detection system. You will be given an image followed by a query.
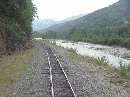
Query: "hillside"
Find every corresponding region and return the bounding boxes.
[33,14,85,32]
[42,0,130,48]
[0,0,36,55]
[60,14,85,23]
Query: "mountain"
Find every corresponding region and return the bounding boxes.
[33,14,86,32]
[32,19,57,31]
[60,14,85,22]
[42,0,130,48]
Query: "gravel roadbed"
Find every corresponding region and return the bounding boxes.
[14,42,130,97]
[51,43,130,97]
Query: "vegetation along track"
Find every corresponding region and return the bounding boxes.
[44,44,76,97]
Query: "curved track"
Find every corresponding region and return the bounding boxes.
[45,46,76,97]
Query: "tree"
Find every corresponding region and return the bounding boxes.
[0,0,37,51]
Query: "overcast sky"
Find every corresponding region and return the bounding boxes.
[33,0,119,21]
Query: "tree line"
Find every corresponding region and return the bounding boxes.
[0,0,36,52]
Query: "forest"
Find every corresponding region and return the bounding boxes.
[0,0,36,54]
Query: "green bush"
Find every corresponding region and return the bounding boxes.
[107,37,122,45]
[95,57,109,66]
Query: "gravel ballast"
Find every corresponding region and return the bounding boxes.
[15,42,51,97]
[14,42,130,97]
[51,43,130,97]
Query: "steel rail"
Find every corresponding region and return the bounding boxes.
[47,52,55,97]
[52,50,77,97]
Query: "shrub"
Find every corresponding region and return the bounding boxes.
[95,56,109,66]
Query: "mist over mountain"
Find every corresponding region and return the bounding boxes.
[33,14,85,31]
[32,19,58,31]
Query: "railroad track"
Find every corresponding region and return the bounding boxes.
[44,46,76,97]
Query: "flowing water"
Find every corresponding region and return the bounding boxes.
[52,40,130,67]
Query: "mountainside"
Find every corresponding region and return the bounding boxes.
[33,14,85,31]
[60,14,85,23]
[32,19,57,31]
[43,0,130,48]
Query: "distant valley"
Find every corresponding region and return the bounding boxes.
[33,0,130,49]
[32,19,57,31]
[32,14,85,31]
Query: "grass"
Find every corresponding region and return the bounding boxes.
[0,49,33,97]
[67,48,130,78]
[118,64,130,79]
[67,48,130,90]
[67,48,109,66]
[67,48,92,64]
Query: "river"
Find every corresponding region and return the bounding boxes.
[51,40,130,67]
